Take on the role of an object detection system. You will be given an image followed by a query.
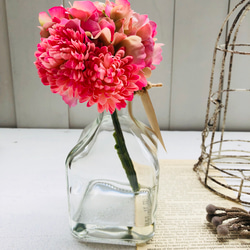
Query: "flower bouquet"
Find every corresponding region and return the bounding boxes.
[34,0,164,245]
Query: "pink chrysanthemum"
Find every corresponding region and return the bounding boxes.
[35,19,96,107]
[80,46,145,113]
[34,19,146,113]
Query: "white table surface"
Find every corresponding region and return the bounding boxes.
[0,128,235,250]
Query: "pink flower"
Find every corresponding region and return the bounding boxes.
[105,0,132,29]
[34,19,146,113]
[67,2,115,45]
[104,2,163,71]
[79,46,146,113]
[68,1,98,21]
[34,19,95,107]
[115,35,146,68]
[128,13,157,39]
[35,1,163,112]
[126,12,163,70]
[152,42,164,67]
[142,38,164,70]
[81,16,115,45]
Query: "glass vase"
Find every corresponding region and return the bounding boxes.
[65,105,160,246]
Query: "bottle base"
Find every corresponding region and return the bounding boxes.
[71,222,155,246]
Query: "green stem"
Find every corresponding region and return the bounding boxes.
[111,109,140,192]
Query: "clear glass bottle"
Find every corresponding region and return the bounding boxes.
[65,105,160,246]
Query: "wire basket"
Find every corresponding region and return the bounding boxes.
[194,0,250,206]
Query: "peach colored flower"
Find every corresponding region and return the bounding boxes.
[126,12,163,70]
[103,1,163,71]
[105,0,132,30]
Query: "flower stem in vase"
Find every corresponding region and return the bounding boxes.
[111,109,140,192]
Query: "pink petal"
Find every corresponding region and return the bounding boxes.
[99,18,115,40]
[107,98,117,113]
[132,13,148,29]
[81,19,101,36]
[103,53,112,68]
[105,4,112,17]
[48,6,67,19]
[68,8,89,21]
[152,43,164,65]
[94,2,106,12]
[39,12,52,26]
[136,71,148,88]
[115,0,130,7]
[62,92,78,107]
[150,21,157,37]
[136,23,152,41]
[110,0,132,25]
[72,1,97,15]
[143,38,154,67]
[97,103,105,113]
[99,94,107,105]
[64,19,81,31]
[116,100,126,110]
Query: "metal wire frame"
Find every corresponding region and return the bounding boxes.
[194,0,250,206]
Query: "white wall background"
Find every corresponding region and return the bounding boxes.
[1,0,249,130]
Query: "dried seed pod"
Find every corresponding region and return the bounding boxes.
[206,204,217,214]
[211,216,222,227]
[205,203,250,237]
[217,225,229,236]
[206,213,214,223]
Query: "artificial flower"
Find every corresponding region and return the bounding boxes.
[38,6,68,37]
[35,0,164,204]
[35,19,94,107]
[35,0,163,113]
[79,46,143,113]
[35,18,145,112]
